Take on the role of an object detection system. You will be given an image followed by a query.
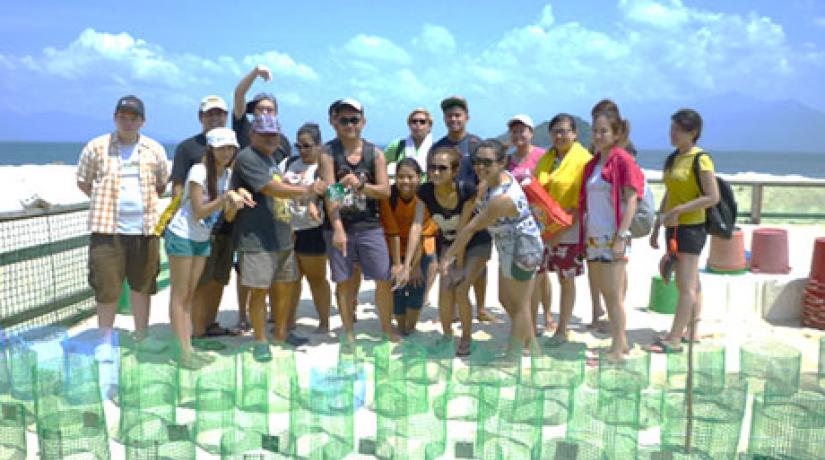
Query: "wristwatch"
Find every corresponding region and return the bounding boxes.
[617,230,632,241]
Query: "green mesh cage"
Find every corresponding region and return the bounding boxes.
[0,402,26,460]
[288,365,355,460]
[220,427,290,459]
[236,343,281,435]
[193,353,237,454]
[476,382,544,460]
[660,385,747,459]
[123,414,196,460]
[566,385,641,459]
[34,358,108,460]
[748,390,825,459]
[0,338,10,395]
[117,338,178,442]
[373,341,447,460]
[666,343,726,394]
[819,336,825,389]
[433,343,512,422]
[530,341,584,426]
[597,349,650,392]
[740,340,801,397]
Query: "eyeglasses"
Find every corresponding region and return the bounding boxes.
[473,158,496,167]
[338,116,362,126]
[295,143,314,150]
[409,118,428,125]
[550,128,573,136]
[255,106,276,114]
[428,164,450,173]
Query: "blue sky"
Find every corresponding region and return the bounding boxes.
[1,0,824,146]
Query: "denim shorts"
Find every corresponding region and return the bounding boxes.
[164,230,211,257]
[393,254,433,315]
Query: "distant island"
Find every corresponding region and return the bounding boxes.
[497,115,592,149]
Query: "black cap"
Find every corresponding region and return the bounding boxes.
[115,95,145,118]
[245,92,278,115]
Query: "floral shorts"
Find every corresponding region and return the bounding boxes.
[541,243,584,278]
[585,235,629,263]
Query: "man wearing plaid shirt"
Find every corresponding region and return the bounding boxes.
[76,95,169,336]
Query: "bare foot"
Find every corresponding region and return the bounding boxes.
[605,350,625,364]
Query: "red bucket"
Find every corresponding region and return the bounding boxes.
[707,229,747,272]
[809,237,825,283]
[750,228,791,274]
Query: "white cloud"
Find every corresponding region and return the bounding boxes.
[619,0,691,28]
[343,34,412,65]
[412,24,456,55]
[815,16,825,27]
[242,51,319,81]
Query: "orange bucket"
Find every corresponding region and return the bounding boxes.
[707,229,747,273]
[750,228,791,274]
[809,237,825,283]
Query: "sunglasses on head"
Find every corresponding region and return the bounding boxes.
[473,158,496,167]
[428,164,450,173]
[409,118,428,125]
[338,116,362,126]
[294,143,314,150]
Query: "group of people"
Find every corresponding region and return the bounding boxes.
[76,64,719,365]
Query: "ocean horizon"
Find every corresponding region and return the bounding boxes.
[1,140,823,179]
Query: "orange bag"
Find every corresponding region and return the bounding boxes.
[520,177,572,241]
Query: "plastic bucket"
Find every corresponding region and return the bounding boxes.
[648,276,679,314]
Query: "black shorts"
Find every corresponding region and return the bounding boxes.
[294,226,326,256]
[666,224,707,255]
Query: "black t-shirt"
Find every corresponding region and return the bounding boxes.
[230,146,293,252]
[232,115,292,164]
[324,138,381,232]
[170,133,206,184]
[416,180,491,255]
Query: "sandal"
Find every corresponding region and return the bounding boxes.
[252,343,272,362]
[191,337,227,351]
[644,338,683,354]
[235,320,251,332]
[476,310,497,323]
[204,322,236,337]
[545,333,569,348]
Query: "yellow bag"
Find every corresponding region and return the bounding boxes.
[153,194,182,236]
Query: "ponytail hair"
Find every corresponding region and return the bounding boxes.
[204,146,218,201]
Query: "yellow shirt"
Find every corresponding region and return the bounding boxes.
[663,146,715,225]
[535,141,592,210]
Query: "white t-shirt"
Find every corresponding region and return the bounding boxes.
[116,143,144,234]
[167,164,230,242]
[283,158,323,231]
[585,165,617,238]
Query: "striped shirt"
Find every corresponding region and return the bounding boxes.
[76,132,169,235]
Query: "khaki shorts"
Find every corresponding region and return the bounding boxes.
[238,250,299,289]
[88,234,160,303]
[197,233,234,287]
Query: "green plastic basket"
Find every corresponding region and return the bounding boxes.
[660,386,747,459]
[0,340,10,395]
[220,427,289,459]
[740,340,801,397]
[193,355,237,454]
[649,275,679,314]
[123,414,196,460]
[666,343,726,394]
[288,366,355,460]
[748,390,825,460]
[373,341,446,460]
[0,402,26,460]
[236,343,278,434]
[476,383,544,460]
[819,336,825,389]
[597,349,650,392]
[566,385,641,459]
[117,340,178,441]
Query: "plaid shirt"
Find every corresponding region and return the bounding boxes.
[76,132,169,235]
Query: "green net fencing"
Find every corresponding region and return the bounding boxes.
[660,384,747,459]
[666,343,726,394]
[193,351,237,454]
[819,336,825,389]
[289,364,355,459]
[220,427,289,459]
[476,379,544,460]
[123,414,195,460]
[0,205,95,332]
[748,390,825,459]
[565,384,642,459]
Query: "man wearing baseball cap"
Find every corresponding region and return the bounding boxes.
[231,113,326,361]
[76,95,169,339]
[429,95,494,323]
[232,65,292,163]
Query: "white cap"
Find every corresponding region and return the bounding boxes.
[338,97,364,114]
[199,95,228,113]
[206,127,239,148]
[507,114,534,130]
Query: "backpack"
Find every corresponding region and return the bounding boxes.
[629,175,656,238]
[692,151,737,239]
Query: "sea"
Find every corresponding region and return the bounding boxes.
[1,141,823,179]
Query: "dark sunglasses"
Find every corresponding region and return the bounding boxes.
[473,158,496,167]
[409,118,428,125]
[428,164,450,173]
[294,143,314,150]
[338,116,362,126]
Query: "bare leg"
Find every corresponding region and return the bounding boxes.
[456,257,489,345]
[192,280,224,337]
[424,253,438,305]
[248,288,269,343]
[270,281,294,343]
[287,281,300,330]
[298,254,331,332]
[588,267,606,325]
[336,278,356,341]
[237,283,250,327]
[168,255,206,356]
[588,260,628,361]
[553,276,576,339]
[498,270,537,350]
[130,290,151,332]
[375,280,398,341]
[665,253,701,347]
[473,266,490,320]
[438,279,456,336]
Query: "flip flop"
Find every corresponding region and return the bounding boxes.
[644,338,683,354]
[456,337,471,357]
[545,334,569,348]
